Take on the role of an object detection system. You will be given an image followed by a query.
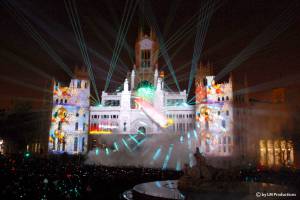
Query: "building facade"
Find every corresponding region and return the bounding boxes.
[234,84,296,168]
[48,27,297,168]
[89,29,195,147]
[48,28,195,153]
[195,63,234,158]
[47,28,296,169]
[48,68,90,154]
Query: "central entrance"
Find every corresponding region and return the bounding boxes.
[138,126,146,135]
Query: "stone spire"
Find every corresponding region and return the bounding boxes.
[124,78,129,92]
[156,77,162,91]
[131,69,135,90]
[154,65,158,87]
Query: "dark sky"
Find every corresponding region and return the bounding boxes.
[0,0,299,107]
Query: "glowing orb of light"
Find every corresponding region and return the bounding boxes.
[136,81,155,101]
[57,107,67,120]
[24,152,31,158]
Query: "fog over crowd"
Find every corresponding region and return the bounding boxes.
[86,132,197,169]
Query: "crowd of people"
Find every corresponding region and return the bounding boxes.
[0,152,299,200]
[0,153,181,200]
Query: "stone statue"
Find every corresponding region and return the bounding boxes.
[178,147,242,193]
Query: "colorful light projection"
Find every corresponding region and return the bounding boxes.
[206,76,224,102]
[49,105,89,153]
[53,80,90,107]
[90,130,112,134]
[134,80,173,129]
[49,106,68,149]
[53,85,71,106]
[54,86,71,98]
[196,76,232,156]
[195,83,206,104]
[89,123,114,135]
[89,119,120,135]
[135,98,173,128]
[135,81,155,102]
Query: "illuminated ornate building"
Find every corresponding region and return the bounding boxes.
[48,67,90,154]
[47,26,297,167]
[89,28,195,147]
[195,63,234,159]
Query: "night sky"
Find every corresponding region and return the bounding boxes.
[0,0,299,108]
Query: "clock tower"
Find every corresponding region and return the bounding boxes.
[133,27,159,86]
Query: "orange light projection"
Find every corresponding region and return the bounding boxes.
[260,139,294,168]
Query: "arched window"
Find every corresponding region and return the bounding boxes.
[64,99,67,104]
[58,121,62,130]
[60,99,63,104]
[55,99,59,104]
[228,136,231,144]
[62,138,65,151]
[82,137,85,152]
[57,140,61,151]
[83,123,86,131]
[74,137,78,151]
[203,78,207,86]
[75,122,78,130]
[226,110,229,116]
[123,122,127,132]
[222,120,226,128]
[223,137,226,144]
[226,96,229,101]
[138,126,146,135]
[141,49,151,68]
[222,97,225,101]
[77,80,81,88]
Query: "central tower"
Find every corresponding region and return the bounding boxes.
[133,27,159,86]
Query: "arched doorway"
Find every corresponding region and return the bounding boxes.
[138,126,146,135]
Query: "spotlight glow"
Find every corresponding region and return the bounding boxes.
[136,81,155,101]
[134,98,173,128]
[89,130,112,134]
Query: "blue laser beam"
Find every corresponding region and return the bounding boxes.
[114,142,119,151]
[176,159,181,171]
[152,147,162,161]
[193,130,198,140]
[180,135,184,144]
[189,152,194,167]
[95,148,99,156]
[129,134,139,144]
[162,144,174,170]
[122,138,131,152]
[105,148,110,155]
